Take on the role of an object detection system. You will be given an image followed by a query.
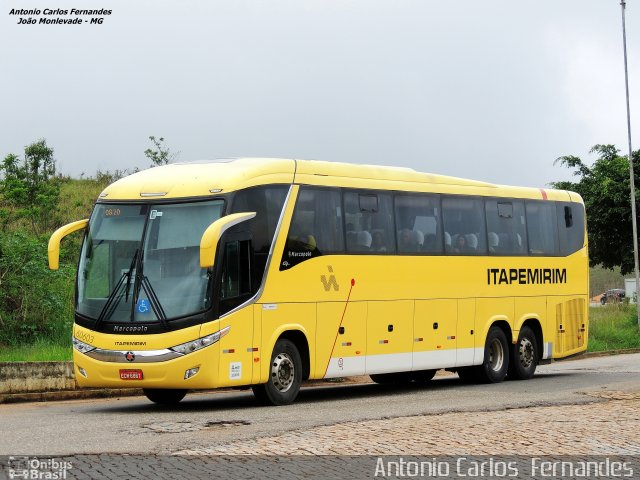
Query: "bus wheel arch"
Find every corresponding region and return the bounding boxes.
[277,329,310,381]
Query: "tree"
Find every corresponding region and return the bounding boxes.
[553,144,640,274]
[0,139,60,234]
[144,136,178,167]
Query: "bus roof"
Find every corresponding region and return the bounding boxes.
[98,157,578,203]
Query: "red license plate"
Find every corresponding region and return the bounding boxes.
[119,369,143,380]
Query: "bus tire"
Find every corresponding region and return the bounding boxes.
[252,339,302,406]
[508,326,538,380]
[143,388,187,405]
[369,372,413,384]
[476,326,509,383]
[411,369,437,382]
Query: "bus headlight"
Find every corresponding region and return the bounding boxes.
[170,326,230,355]
[73,336,96,354]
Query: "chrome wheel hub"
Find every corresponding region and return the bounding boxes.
[271,352,295,392]
[518,337,535,369]
[488,338,504,372]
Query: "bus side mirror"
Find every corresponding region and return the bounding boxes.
[200,212,256,269]
[48,219,89,270]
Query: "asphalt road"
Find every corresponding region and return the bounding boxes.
[1,353,639,456]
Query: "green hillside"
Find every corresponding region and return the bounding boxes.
[0,177,108,353]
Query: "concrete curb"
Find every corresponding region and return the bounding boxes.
[0,361,75,394]
[560,347,640,361]
[0,388,143,404]
[1,349,638,405]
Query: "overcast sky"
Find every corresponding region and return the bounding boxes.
[1,0,639,188]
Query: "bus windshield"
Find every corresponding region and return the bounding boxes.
[77,200,225,322]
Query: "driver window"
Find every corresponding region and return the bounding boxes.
[219,239,252,313]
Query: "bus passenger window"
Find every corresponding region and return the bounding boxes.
[344,191,395,253]
[394,195,442,254]
[442,197,487,255]
[526,201,559,255]
[485,199,527,255]
[557,202,585,256]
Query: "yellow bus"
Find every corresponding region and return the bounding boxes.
[49,158,588,405]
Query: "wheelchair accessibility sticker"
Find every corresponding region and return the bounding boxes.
[136,299,150,314]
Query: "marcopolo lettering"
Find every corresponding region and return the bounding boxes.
[112,325,148,333]
[487,268,567,285]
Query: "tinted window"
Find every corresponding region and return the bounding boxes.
[344,191,395,253]
[219,239,252,315]
[394,195,442,253]
[442,197,487,255]
[281,188,344,270]
[220,240,252,300]
[231,186,288,254]
[557,202,585,256]
[485,199,527,255]
[526,201,558,255]
[231,185,288,288]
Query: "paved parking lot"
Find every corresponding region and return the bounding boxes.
[175,389,640,456]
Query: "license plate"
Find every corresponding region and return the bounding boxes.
[119,369,143,380]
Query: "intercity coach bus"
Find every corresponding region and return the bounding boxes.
[49,158,588,405]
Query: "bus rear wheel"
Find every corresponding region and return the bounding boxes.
[143,388,187,405]
[252,339,302,406]
[508,326,538,380]
[461,326,509,384]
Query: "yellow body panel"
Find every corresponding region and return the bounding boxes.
[69,158,588,391]
[217,308,254,387]
[315,301,367,378]
[414,300,457,354]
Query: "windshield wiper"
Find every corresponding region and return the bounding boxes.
[124,249,138,302]
[140,276,168,330]
[130,250,169,330]
[96,249,138,326]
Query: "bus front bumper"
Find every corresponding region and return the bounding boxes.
[72,344,221,390]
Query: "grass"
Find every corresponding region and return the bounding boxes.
[0,339,72,362]
[588,303,640,352]
[58,177,108,223]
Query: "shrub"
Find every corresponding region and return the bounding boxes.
[0,231,75,346]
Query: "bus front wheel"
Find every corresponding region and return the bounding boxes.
[508,326,538,380]
[252,339,302,406]
[143,388,187,405]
